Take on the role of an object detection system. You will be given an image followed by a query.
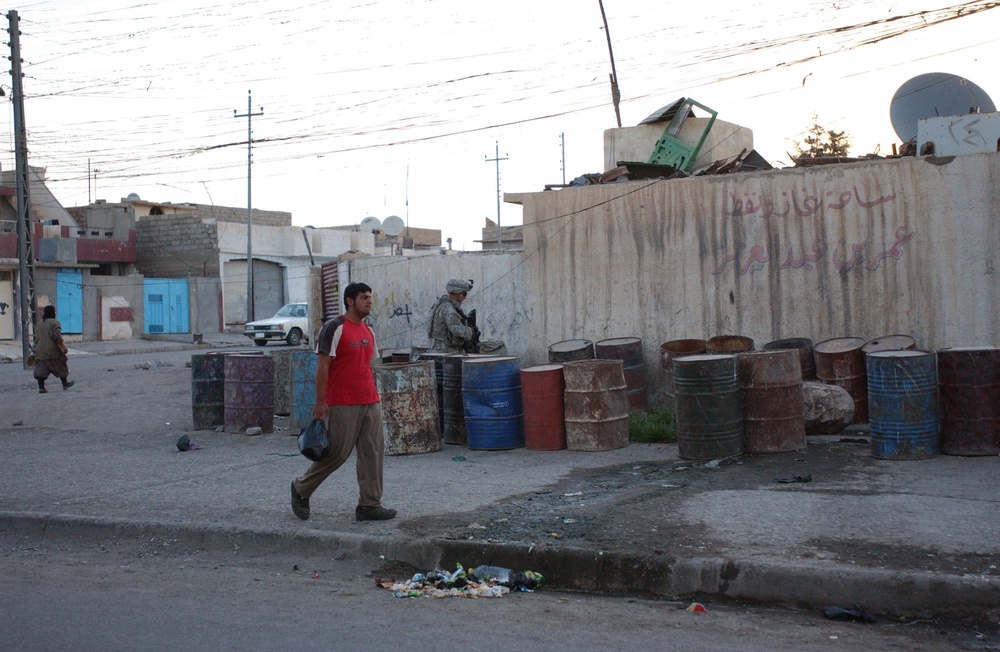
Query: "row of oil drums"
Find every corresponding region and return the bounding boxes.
[659,334,1000,459]
[190,350,317,434]
[376,354,637,454]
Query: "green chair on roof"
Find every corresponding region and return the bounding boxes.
[618,97,718,175]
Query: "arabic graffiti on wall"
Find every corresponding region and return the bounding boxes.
[715,183,910,276]
[373,289,415,324]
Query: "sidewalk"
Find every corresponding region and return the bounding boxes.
[1,335,998,618]
[0,332,253,364]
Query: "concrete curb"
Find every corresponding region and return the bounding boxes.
[4,511,998,617]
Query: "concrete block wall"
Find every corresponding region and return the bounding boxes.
[135,214,220,278]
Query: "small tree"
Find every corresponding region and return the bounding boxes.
[793,114,852,158]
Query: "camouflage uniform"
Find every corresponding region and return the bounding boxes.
[427,295,473,353]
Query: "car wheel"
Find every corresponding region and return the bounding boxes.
[253,339,268,347]
[286,329,303,347]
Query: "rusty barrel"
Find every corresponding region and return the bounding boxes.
[660,339,707,411]
[763,337,816,381]
[706,335,754,355]
[937,347,1000,456]
[376,361,441,455]
[814,337,868,423]
[462,356,524,450]
[867,350,939,460]
[389,348,412,364]
[267,349,296,416]
[442,354,469,445]
[673,354,742,459]
[548,338,595,364]
[418,352,448,433]
[191,352,226,430]
[224,353,275,433]
[595,337,646,409]
[562,359,629,451]
[288,350,317,433]
[862,334,917,354]
[520,364,566,451]
[737,350,805,452]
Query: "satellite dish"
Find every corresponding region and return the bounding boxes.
[382,215,405,237]
[359,216,382,233]
[889,73,995,143]
[126,192,141,201]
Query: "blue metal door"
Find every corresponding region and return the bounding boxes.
[144,278,190,334]
[55,269,83,333]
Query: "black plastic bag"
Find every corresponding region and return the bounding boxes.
[298,419,331,462]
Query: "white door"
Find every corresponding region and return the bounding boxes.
[0,271,13,340]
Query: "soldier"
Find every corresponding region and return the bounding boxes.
[427,278,477,353]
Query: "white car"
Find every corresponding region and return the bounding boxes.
[243,303,309,346]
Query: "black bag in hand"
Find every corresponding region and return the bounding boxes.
[298,419,331,462]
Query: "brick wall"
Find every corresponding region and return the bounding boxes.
[135,214,220,278]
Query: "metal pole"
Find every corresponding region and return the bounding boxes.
[598,0,623,128]
[484,141,507,251]
[234,90,263,322]
[9,10,35,369]
[561,132,566,185]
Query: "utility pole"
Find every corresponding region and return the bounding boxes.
[560,132,566,185]
[8,10,35,369]
[234,90,263,322]
[484,141,507,251]
[598,0,623,128]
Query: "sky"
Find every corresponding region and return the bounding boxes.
[2,0,998,250]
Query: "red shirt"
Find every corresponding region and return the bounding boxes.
[315,316,380,405]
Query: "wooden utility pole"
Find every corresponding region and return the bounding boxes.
[484,141,508,251]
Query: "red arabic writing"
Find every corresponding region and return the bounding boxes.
[729,186,897,219]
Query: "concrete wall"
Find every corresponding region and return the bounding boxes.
[136,213,220,278]
[350,152,1000,408]
[88,275,145,341]
[191,276,222,334]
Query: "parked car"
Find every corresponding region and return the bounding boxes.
[243,303,309,346]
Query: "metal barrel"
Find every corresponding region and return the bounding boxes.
[659,339,707,411]
[418,352,448,434]
[266,349,297,416]
[595,337,646,410]
[462,356,524,450]
[867,350,939,460]
[563,360,629,451]
[673,354,742,460]
[706,335,755,355]
[224,353,275,433]
[191,352,226,430]
[737,350,805,452]
[520,364,566,451]
[389,348,412,364]
[289,350,317,433]
[862,334,917,354]
[814,337,868,423]
[375,361,442,455]
[937,347,1000,456]
[442,354,468,445]
[762,337,816,381]
[548,338,595,364]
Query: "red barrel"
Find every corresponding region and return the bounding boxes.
[707,335,755,355]
[814,337,868,423]
[737,350,805,452]
[762,337,816,381]
[937,347,1000,456]
[520,364,566,451]
[660,339,707,411]
[595,337,646,410]
[862,335,916,354]
[563,360,629,451]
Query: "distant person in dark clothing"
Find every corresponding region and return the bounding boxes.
[33,305,74,393]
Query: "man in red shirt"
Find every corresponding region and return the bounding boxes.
[291,282,396,522]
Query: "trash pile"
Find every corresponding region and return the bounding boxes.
[377,564,543,599]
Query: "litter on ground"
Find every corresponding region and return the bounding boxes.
[376,564,543,599]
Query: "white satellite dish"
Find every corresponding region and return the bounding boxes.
[359,216,382,233]
[382,215,405,237]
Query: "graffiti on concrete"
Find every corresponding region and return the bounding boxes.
[728,186,897,219]
[713,227,914,276]
[509,306,534,329]
[0,301,7,315]
[373,289,415,325]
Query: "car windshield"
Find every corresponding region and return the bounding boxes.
[274,304,306,318]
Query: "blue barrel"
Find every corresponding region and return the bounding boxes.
[462,356,525,450]
[289,350,317,432]
[866,350,939,460]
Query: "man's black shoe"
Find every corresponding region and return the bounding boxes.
[62,380,74,390]
[356,505,396,521]
[290,481,310,520]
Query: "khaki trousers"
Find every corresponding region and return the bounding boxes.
[293,403,385,508]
